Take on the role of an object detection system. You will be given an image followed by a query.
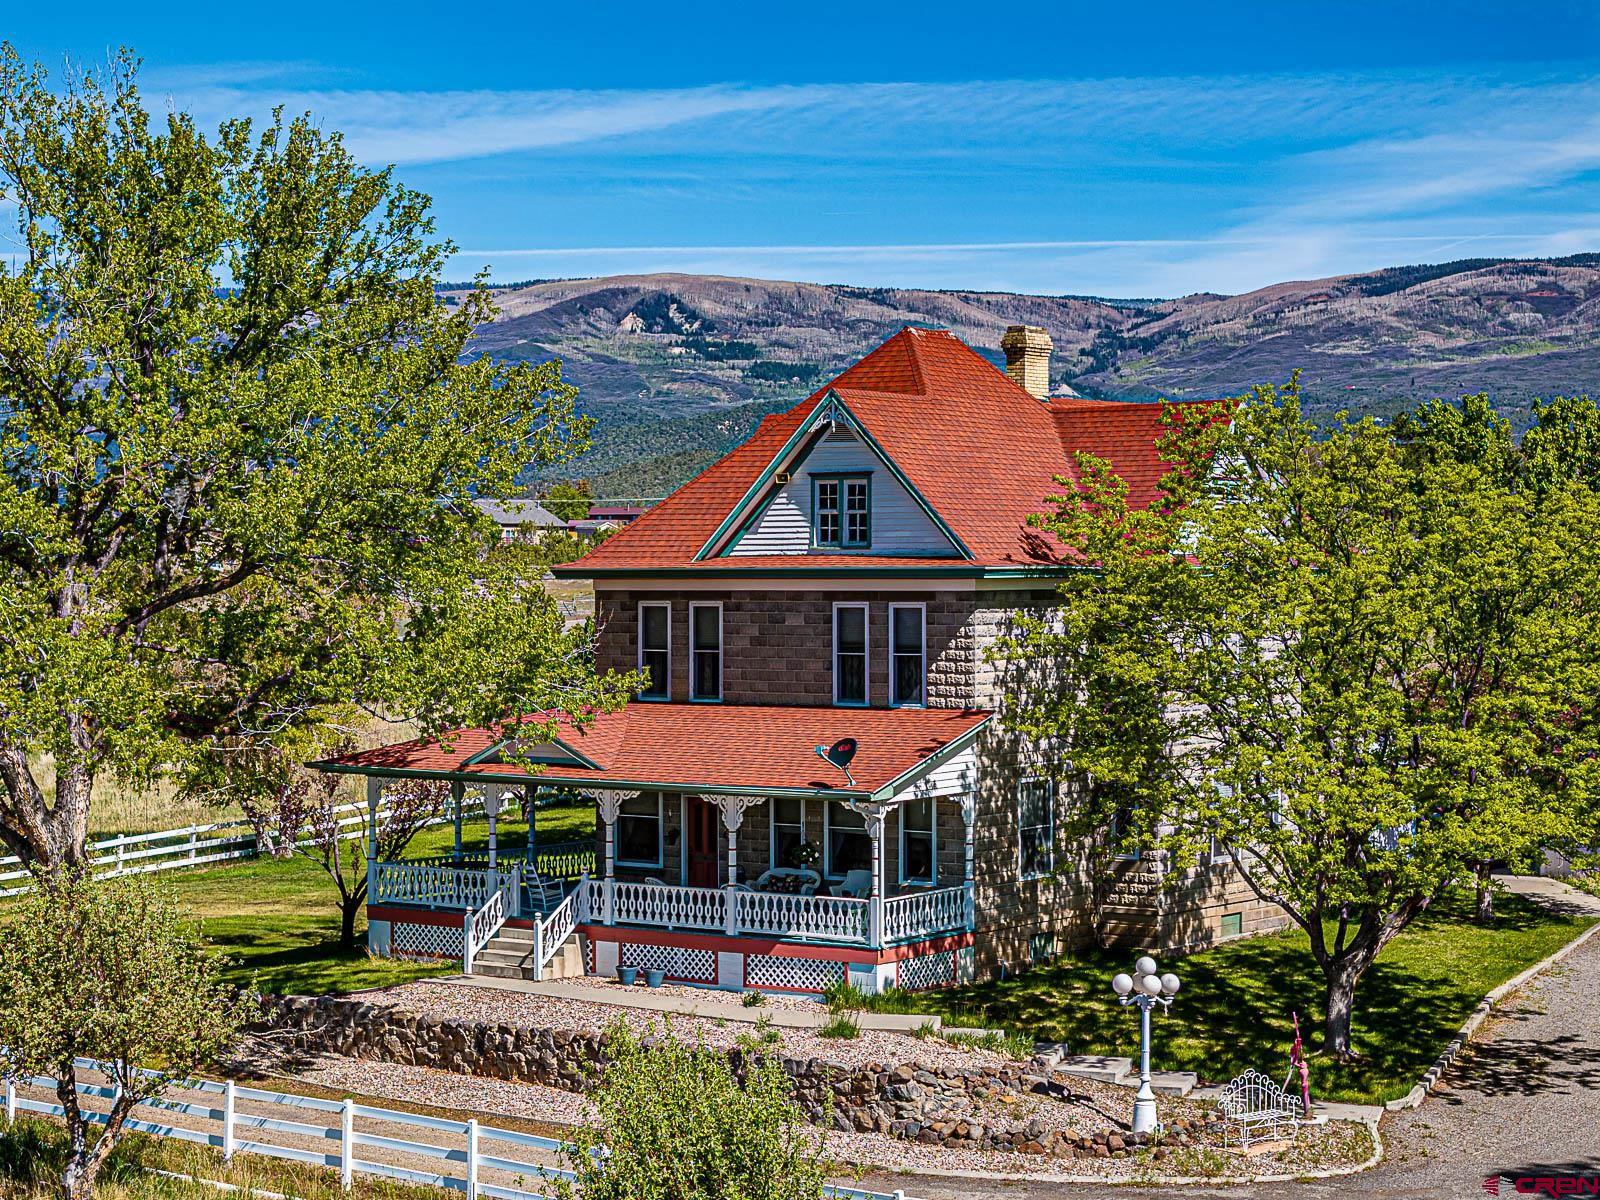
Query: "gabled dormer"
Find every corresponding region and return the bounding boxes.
[697,392,967,561]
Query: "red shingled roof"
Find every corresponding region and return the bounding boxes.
[317,703,992,797]
[557,327,1210,574]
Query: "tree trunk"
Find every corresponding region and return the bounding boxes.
[0,751,93,881]
[1475,863,1495,923]
[340,895,362,950]
[1321,954,1367,1059]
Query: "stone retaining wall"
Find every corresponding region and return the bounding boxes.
[259,995,1221,1159]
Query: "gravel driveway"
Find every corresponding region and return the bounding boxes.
[862,880,1600,1199]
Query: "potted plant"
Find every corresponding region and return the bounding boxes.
[788,840,821,870]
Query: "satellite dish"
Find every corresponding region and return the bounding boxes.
[814,738,860,786]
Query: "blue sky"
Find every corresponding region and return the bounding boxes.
[8,1,1600,297]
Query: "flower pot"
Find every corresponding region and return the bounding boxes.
[616,965,639,986]
[643,968,666,988]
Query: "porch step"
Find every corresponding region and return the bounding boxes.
[470,929,584,981]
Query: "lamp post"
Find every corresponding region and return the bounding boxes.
[1111,955,1181,1134]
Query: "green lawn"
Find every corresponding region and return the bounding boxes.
[888,888,1593,1105]
[156,802,597,996]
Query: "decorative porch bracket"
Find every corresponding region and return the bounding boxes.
[591,788,641,925]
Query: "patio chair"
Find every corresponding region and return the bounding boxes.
[752,866,821,895]
[831,869,873,899]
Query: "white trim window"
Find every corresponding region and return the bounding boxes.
[888,603,926,708]
[824,800,870,878]
[637,602,671,701]
[899,796,936,884]
[616,793,665,868]
[833,602,869,706]
[689,602,723,702]
[770,797,807,869]
[1018,777,1054,879]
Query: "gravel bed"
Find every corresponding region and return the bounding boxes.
[275,1051,1374,1182]
[378,979,1008,1073]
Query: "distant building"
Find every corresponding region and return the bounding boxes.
[586,504,648,526]
[473,498,567,543]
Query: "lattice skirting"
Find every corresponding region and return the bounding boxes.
[392,921,464,960]
[896,949,956,991]
[745,954,846,993]
[618,942,717,983]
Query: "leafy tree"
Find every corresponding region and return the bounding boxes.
[0,46,629,880]
[0,874,252,1200]
[555,1020,829,1200]
[539,479,595,522]
[1008,378,1600,1056]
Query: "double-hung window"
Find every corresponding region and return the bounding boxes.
[833,603,869,706]
[825,801,870,878]
[689,602,722,701]
[899,796,936,884]
[637,602,670,700]
[1018,777,1054,878]
[771,797,806,869]
[889,603,925,707]
[616,793,664,868]
[813,476,870,549]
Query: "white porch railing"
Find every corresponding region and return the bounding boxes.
[735,890,870,944]
[611,880,727,931]
[372,861,500,911]
[882,885,969,944]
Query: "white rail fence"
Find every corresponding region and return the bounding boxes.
[4,1061,911,1200]
[0,797,484,899]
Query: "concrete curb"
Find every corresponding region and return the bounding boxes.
[1383,916,1600,1112]
[861,1117,1383,1188]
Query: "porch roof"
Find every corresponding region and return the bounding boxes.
[314,703,992,801]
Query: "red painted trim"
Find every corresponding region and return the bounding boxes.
[579,924,973,966]
[368,906,534,930]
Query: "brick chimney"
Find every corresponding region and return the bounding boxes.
[1001,325,1052,399]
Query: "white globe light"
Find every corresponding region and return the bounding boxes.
[1134,955,1158,978]
[1160,973,1181,996]
[1112,972,1134,996]
[1141,973,1164,996]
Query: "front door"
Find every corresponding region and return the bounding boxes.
[686,798,720,888]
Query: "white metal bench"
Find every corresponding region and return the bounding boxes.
[1217,1069,1302,1147]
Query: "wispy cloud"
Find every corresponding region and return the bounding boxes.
[146,65,1600,294]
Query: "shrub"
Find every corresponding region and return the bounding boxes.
[556,1020,828,1200]
[743,990,767,1008]
[817,1013,860,1040]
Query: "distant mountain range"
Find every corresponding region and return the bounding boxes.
[444,255,1600,496]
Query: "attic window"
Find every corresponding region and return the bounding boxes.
[813,475,870,549]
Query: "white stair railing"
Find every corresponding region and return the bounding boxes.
[534,887,581,980]
[462,872,516,975]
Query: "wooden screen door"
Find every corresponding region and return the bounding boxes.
[686,798,720,888]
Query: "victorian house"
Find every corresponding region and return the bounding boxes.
[319,325,1282,993]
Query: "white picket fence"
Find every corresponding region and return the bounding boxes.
[4,1061,911,1200]
[0,798,482,898]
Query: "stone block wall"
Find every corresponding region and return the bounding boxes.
[593,588,979,708]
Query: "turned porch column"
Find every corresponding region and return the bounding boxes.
[866,808,886,948]
[716,795,766,936]
[960,789,977,931]
[450,780,464,859]
[365,777,383,898]
[592,789,639,925]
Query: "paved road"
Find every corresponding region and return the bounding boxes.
[868,878,1600,1200]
